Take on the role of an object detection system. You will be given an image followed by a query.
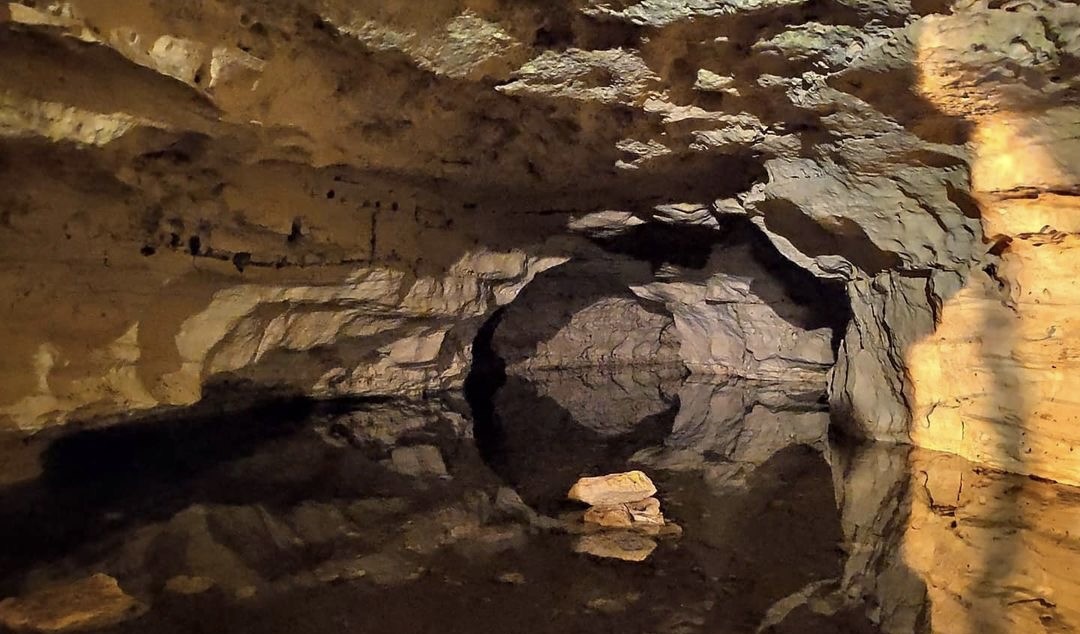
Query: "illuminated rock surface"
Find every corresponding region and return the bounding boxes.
[567,471,657,506]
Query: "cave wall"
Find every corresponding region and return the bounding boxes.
[1,0,1079,488]
[489,257,683,373]
[826,4,1080,485]
[490,236,836,384]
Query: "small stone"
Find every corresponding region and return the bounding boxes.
[567,471,657,506]
[164,575,214,595]
[234,586,258,600]
[693,69,740,95]
[574,531,657,562]
[583,498,663,530]
[391,445,448,477]
[496,572,526,585]
[583,504,633,528]
[0,574,145,633]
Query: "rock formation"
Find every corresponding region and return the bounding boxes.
[3,0,1075,480]
[0,0,1070,479]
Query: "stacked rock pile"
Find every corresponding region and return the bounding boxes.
[566,470,680,561]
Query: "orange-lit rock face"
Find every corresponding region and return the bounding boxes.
[901,7,1080,485]
[843,447,1080,634]
[901,454,1080,633]
[908,236,1080,484]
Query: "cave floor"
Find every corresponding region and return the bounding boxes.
[0,372,1073,634]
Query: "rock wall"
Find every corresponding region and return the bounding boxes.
[490,257,683,373]
[490,238,836,384]
[827,3,1080,485]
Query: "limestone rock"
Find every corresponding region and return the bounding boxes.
[626,498,665,526]
[497,49,659,105]
[0,0,1076,496]
[568,471,657,506]
[0,574,145,633]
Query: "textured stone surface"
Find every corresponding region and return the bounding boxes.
[1,0,1079,490]
[824,3,1080,485]
[584,497,665,528]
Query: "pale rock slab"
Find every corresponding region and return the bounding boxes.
[568,471,657,506]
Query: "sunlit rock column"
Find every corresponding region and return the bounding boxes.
[905,5,1080,485]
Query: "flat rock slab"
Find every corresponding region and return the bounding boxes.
[0,574,145,633]
[567,471,657,506]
